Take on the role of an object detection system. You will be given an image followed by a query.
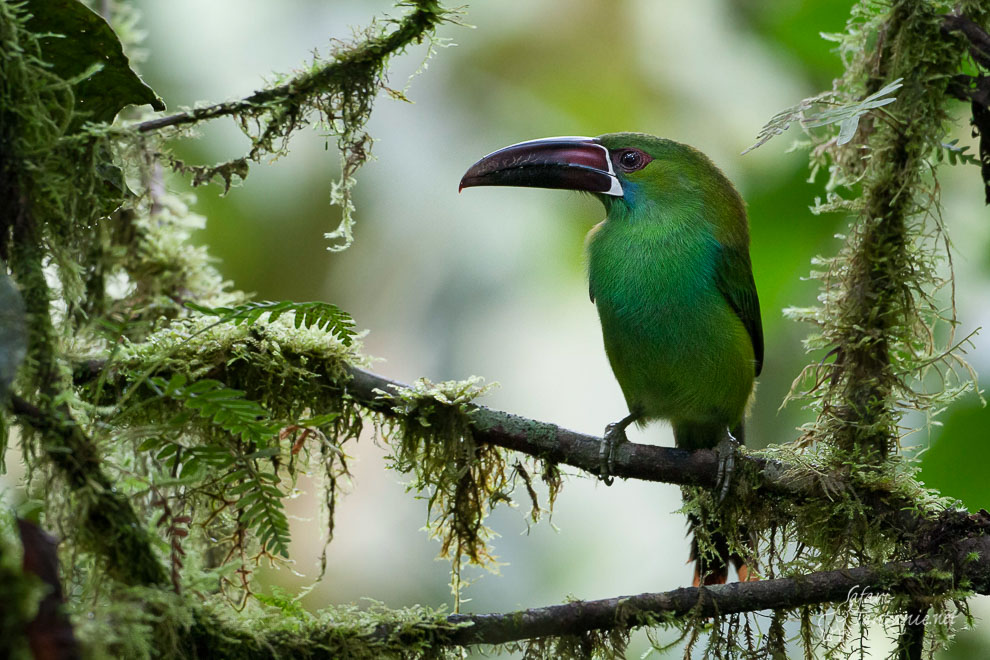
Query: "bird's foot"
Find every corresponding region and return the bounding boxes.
[599,414,636,486]
[715,430,740,504]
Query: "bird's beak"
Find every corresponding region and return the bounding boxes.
[459,136,623,196]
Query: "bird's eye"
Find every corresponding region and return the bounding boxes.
[616,149,650,172]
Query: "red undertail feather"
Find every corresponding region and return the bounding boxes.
[689,528,755,587]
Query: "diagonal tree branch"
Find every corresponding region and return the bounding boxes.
[72,354,928,536]
[73,356,927,526]
[343,365,723,488]
[133,0,450,134]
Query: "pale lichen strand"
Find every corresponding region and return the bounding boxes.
[380,376,504,608]
[376,376,564,611]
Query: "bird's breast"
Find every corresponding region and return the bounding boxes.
[587,221,754,426]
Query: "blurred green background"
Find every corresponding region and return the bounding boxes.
[91,0,990,655]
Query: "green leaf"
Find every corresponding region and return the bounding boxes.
[228,482,258,496]
[151,376,277,446]
[25,0,165,127]
[936,140,980,167]
[237,492,264,506]
[243,448,280,460]
[136,437,162,452]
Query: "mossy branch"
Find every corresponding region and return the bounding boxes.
[133,0,446,135]
[134,1,448,136]
[794,2,990,461]
[75,356,925,522]
[130,0,454,249]
[344,365,921,520]
[436,531,990,647]
[119,513,990,654]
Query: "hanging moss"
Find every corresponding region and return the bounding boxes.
[786,0,989,462]
[378,376,506,609]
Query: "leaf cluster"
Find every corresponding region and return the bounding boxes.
[935,138,981,166]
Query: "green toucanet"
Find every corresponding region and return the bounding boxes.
[459,133,764,585]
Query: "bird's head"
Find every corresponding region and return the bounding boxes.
[459,132,738,215]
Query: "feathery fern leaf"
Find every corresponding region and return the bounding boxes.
[185,301,356,346]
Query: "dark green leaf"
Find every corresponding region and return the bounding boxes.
[26,0,165,127]
[136,437,162,452]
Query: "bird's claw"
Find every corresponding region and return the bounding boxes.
[599,421,629,486]
[715,430,740,504]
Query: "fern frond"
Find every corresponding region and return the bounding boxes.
[186,300,356,346]
[151,374,278,447]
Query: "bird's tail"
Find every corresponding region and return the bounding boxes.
[676,421,755,586]
[687,516,751,586]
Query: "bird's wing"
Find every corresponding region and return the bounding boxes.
[715,245,764,377]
